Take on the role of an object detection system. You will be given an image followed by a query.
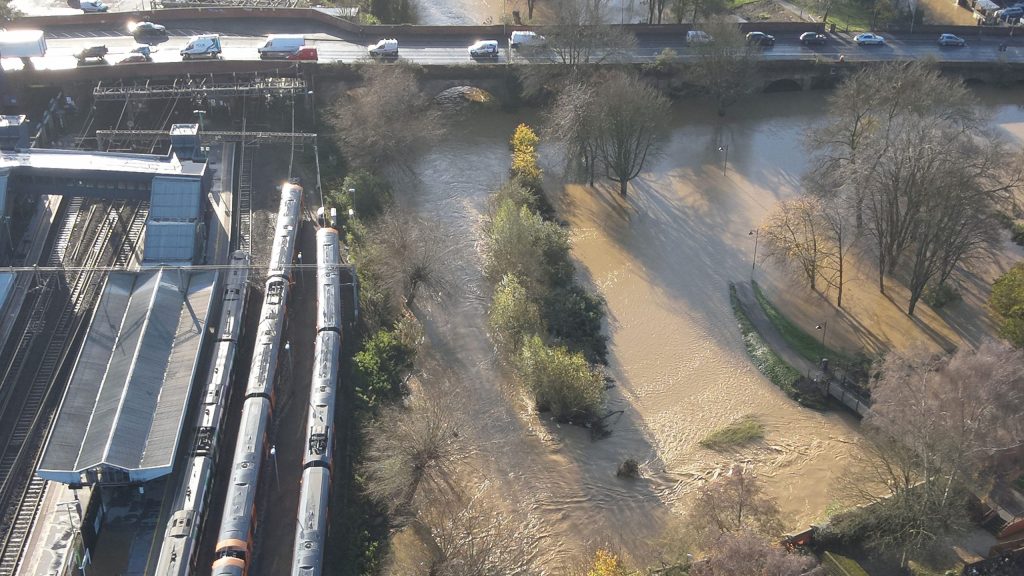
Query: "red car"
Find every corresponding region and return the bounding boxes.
[287,47,318,61]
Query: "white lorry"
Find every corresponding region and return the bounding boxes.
[0,30,47,61]
[258,35,305,59]
[181,35,221,60]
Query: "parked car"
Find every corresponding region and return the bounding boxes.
[799,32,827,45]
[687,30,713,45]
[117,53,152,64]
[367,38,399,57]
[746,31,775,46]
[180,35,221,59]
[468,40,499,58]
[509,31,546,49]
[937,33,966,47]
[287,47,319,61]
[75,45,108,61]
[854,33,885,46]
[80,0,109,12]
[130,21,168,43]
[998,7,1024,20]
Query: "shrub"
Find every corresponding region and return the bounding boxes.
[515,336,605,423]
[542,284,608,364]
[699,415,764,450]
[922,282,962,309]
[510,123,542,191]
[1012,221,1024,246]
[354,328,416,410]
[484,198,572,292]
[990,263,1024,348]
[588,549,631,576]
[335,169,392,223]
[489,274,544,362]
[616,459,640,479]
[488,179,540,215]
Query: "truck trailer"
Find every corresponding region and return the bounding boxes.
[0,30,47,62]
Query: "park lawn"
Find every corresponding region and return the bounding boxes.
[751,281,853,367]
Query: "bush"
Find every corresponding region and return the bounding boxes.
[922,282,962,309]
[489,179,540,215]
[488,274,544,362]
[990,263,1024,348]
[354,328,417,411]
[331,169,392,223]
[588,549,631,576]
[542,284,608,364]
[699,415,764,450]
[510,123,542,191]
[616,459,640,479]
[1012,221,1024,246]
[484,198,572,292]
[516,336,605,423]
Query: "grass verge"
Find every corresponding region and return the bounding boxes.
[786,0,872,32]
[751,281,850,366]
[726,0,763,9]
[700,415,764,450]
[822,552,870,576]
[729,282,803,400]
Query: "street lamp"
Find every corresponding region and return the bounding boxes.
[269,444,279,487]
[749,229,759,279]
[815,321,828,348]
[718,145,729,176]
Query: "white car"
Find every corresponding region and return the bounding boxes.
[854,33,885,46]
[468,40,499,58]
[368,38,399,57]
[81,0,109,12]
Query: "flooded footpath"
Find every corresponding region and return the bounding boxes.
[398,88,1024,571]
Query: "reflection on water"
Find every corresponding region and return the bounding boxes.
[403,87,1024,570]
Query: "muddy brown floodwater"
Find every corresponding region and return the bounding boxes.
[399,87,1024,572]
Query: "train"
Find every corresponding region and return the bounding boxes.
[212,182,303,576]
[291,227,342,576]
[153,249,251,576]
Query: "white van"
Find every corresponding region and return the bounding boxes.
[258,35,305,60]
[509,30,546,49]
[687,30,713,45]
[367,38,399,57]
[181,35,221,60]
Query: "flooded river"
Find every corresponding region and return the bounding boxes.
[399,88,1024,571]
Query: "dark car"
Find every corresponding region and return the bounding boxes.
[746,31,775,46]
[129,21,168,43]
[75,45,108,61]
[799,32,827,46]
[937,34,966,47]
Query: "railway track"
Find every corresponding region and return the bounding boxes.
[0,200,150,576]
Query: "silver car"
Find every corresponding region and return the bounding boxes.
[854,33,885,46]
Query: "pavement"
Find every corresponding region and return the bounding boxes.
[733,280,819,378]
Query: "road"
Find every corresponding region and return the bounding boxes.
[4,19,1024,71]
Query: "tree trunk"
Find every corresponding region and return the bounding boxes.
[878,268,885,294]
[907,290,921,316]
[619,179,628,196]
[836,254,844,308]
[528,0,535,20]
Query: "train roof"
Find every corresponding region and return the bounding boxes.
[38,269,218,485]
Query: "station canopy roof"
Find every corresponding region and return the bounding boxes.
[38,269,217,486]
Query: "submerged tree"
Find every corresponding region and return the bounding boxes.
[692,529,821,576]
[806,61,1018,314]
[328,62,445,169]
[689,18,758,116]
[688,466,783,547]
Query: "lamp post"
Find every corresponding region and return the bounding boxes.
[749,229,759,279]
[816,321,828,348]
[269,444,279,487]
[718,144,729,176]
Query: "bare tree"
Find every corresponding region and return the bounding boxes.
[361,393,463,515]
[808,62,1018,313]
[836,342,1024,559]
[328,62,445,169]
[543,0,636,66]
[816,195,854,308]
[760,197,828,291]
[546,79,602,185]
[692,529,822,576]
[688,466,783,548]
[594,71,670,196]
[384,485,536,576]
[689,18,757,116]
[366,208,454,308]
[647,0,669,23]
